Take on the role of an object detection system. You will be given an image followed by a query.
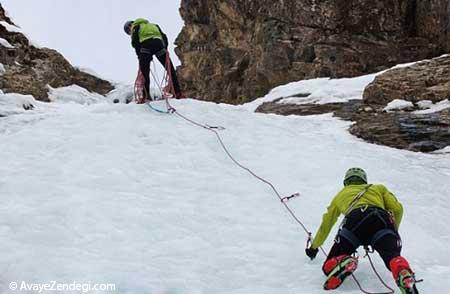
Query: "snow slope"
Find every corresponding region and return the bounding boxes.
[0,88,449,293]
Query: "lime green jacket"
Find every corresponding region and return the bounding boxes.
[311,184,403,249]
[132,18,163,43]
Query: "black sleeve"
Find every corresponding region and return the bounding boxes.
[156,24,169,49]
[131,25,141,55]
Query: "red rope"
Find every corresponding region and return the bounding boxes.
[134,70,146,104]
[164,52,176,98]
[164,104,394,294]
[134,50,176,104]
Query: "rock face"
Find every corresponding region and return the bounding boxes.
[364,55,450,105]
[0,4,113,102]
[176,0,449,104]
[349,109,450,152]
[256,56,450,152]
[416,0,450,53]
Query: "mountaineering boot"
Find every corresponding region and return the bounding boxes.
[389,256,419,294]
[322,255,358,290]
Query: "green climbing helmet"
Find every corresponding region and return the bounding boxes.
[344,167,367,186]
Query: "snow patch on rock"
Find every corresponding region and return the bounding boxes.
[245,61,420,111]
[0,37,14,48]
[0,63,6,75]
[0,20,22,33]
[48,85,106,105]
[415,99,450,114]
[384,99,415,112]
[245,74,377,111]
[0,20,41,48]
[0,92,35,116]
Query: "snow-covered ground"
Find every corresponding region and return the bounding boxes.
[0,85,449,293]
[244,61,421,112]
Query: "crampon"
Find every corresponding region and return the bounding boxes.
[397,269,420,294]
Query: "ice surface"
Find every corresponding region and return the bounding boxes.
[0,83,449,293]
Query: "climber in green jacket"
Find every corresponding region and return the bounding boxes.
[305,168,419,294]
[124,18,183,100]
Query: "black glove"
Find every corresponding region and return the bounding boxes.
[305,247,319,260]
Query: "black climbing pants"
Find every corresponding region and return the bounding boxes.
[324,206,402,273]
[138,38,181,99]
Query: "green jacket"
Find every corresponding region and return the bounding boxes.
[132,18,163,43]
[311,184,403,249]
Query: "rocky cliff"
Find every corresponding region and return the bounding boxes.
[176,0,449,104]
[416,0,450,53]
[0,4,113,102]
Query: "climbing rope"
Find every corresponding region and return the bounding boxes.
[134,60,171,113]
[167,106,394,294]
[134,70,146,104]
[134,52,395,294]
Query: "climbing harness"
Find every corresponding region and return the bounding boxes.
[338,205,400,251]
[133,52,395,294]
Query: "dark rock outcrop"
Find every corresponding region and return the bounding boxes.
[176,0,449,104]
[0,3,113,102]
[363,55,450,105]
[349,109,450,152]
[256,56,450,152]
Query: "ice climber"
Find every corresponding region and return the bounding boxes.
[124,18,183,100]
[305,168,419,294]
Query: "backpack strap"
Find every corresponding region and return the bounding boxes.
[344,184,373,216]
